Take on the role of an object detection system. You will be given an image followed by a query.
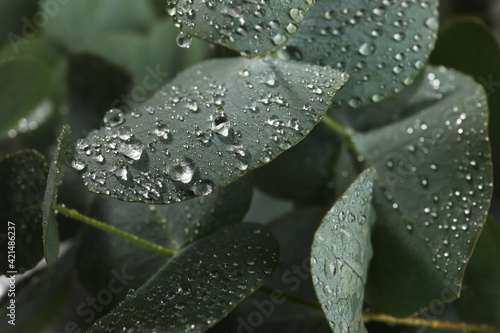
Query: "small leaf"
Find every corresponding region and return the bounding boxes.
[42,125,70,265]
[76,176,253,310]
[454,217,500,325]
[284,0,439,108]
[42,0,154,50]
[170,0,314,57]
[311,168,375,333]
[0,58,52,139]
[87,223,279,332]
[430,18,500,198]
[355,67,493,316]
[0,150,48,274]
[71,56,347,203]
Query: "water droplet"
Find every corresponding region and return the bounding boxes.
[359,43,375,56]
[176,31,193,48]
[192,179,214,196]
[103,108,125,127]
[167,157,196,183]
[118,126,133,140]
[212,116,231,137]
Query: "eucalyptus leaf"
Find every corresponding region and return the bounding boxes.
[311,168,375,333]
[0,150,48,274]
[430,18,500,198]
[0,58,52,139]
[42,0,154,50]
[170,0,314,57]
[454,217,500,325]
[355,67,493,316]
[70,56,347,203]
[87,223,279,333]
[42,125,70,265]
[76,176,252,311]
[0,0,39,45]
[284,0,439,108]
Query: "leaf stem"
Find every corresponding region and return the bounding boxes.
[53,203,175,258]
[321,114,353,140]
[258,286,322,310]
[362,313,500,332]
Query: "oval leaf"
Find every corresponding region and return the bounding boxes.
[42,125,70,265]
[70,56,347,203]
[0,58,52,139]
[354,67,493,316]
[87,223,279,332]
[284,0,439,108]
[170,0,314,57]
[311,168,375,333]
[0,150,48,274]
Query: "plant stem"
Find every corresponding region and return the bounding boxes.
[321,114,353,141]
[53,203,175,258]
[362,313,500,332]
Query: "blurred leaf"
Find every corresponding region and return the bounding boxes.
[0,248,74,333]
[284,0,439,108]
[171,0,314,57]
[209,210,331,333]
[70,56,347,203]
[76,176,252,311]
[254,123,339,201]
[0,35,61,66]
[430,18,500,198]
[42,0,154,50]
[42,125,70,265]
[66,53,133,140]
[74,19,182,84]
[311,168,375,333]
[454,217,500,325]
[0,0,39,45]
[0,58,52,139]
[0,150,47,274]
[357,67,492,316]
[87,223,279,332]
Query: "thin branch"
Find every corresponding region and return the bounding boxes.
[53,203,175,258]
[362,313,500,332]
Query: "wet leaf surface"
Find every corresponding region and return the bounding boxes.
[170,0,314,57]
[87,223,279,333]
[71,56,347,203]
[311,168,375,333]
[285,0,439,108]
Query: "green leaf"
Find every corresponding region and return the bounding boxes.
[284,0,439,108]
[76,176,252,311]
[42,0,154,50]
[87,223,279,332]
[0,150,48,274]
[0,35,61,67]
[70,56,347,203]
[0,0,39,45]
[170,0,314,57]
[0,248,74,333]
[73,19,204,85]
[311,168,375,333]
[208,210,331,333]
[354,67,493,316]
[253,123,339,201]
[429,18,500,198]
[0,58,52,139]
[42,125,70,265]
[454,217,500,325]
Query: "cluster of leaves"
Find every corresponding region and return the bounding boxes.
[1,0,500,332]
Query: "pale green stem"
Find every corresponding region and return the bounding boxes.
[53,203,175,258]
[362,313,500,332]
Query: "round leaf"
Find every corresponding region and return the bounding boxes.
[284,0,439,108]
[70,56,347,203]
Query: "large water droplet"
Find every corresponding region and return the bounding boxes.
[103,108,125,127]
[167,157,196,183]
[176,31,193,48]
